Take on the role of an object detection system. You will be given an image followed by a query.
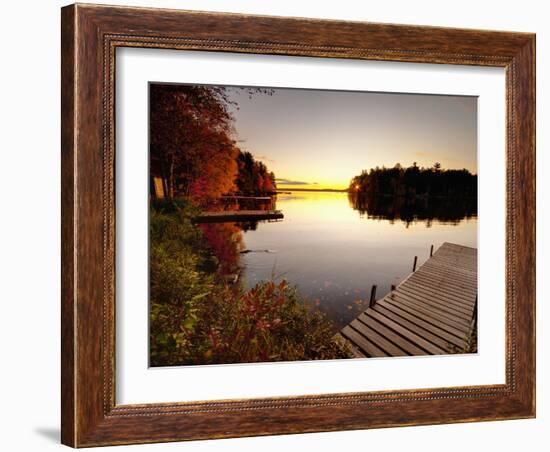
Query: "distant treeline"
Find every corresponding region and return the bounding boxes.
[349,163,477,198]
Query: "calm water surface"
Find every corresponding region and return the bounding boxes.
[239,191,477,330]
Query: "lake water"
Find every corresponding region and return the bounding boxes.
[239,191,477,330]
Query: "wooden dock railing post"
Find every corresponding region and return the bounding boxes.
[430,244,434,257]
[412,256,418,272]
[369,285,377,308]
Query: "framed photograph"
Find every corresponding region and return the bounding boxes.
[61,3,535,447]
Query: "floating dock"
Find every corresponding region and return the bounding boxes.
[337,242,477,358]
[194,210,284,223]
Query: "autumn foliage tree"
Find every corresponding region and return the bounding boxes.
[235,151,277,195]
[150,84,239,205]
[150,84,277,206]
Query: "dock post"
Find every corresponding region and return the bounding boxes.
[430,244,434,257]
[412,256,418,272]
[369,285,377,308]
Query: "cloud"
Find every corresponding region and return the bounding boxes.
[275,178,318,186]
[253,154,275,164]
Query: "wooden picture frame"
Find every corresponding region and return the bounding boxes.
[61,3,535,447]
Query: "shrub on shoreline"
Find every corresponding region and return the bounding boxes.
[149,200,351,366]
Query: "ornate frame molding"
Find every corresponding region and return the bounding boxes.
[62,4,535,447]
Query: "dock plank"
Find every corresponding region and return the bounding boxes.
[367,309,447,355]
[339,243,477,357]
[388,293,472,331]
[372,305,454,352]
[410,268,477,291]
[404,280,476,306]
[423,269,476,283]
[408,276,476,301]
[398,281,475,313]
[396,285,473,318]
[341,326,387,358]
[357,313,427,355]
[334,333,366,358]
[349,320,408,356]
[399,281,475,309]
[382,297,469,340]
[375,300,466,349]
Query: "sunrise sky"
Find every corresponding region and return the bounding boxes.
[226,86,477,190]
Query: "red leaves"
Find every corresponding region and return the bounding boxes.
[255,319,271,331]
[237,281,290,332]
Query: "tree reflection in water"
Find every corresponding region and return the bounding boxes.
[348,193,477,227]
[198,223,244,275]
[198,197,279,276]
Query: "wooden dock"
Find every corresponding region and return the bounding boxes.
[337,242,477,358]
[220,196,273,201]
[194,210,284,223]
